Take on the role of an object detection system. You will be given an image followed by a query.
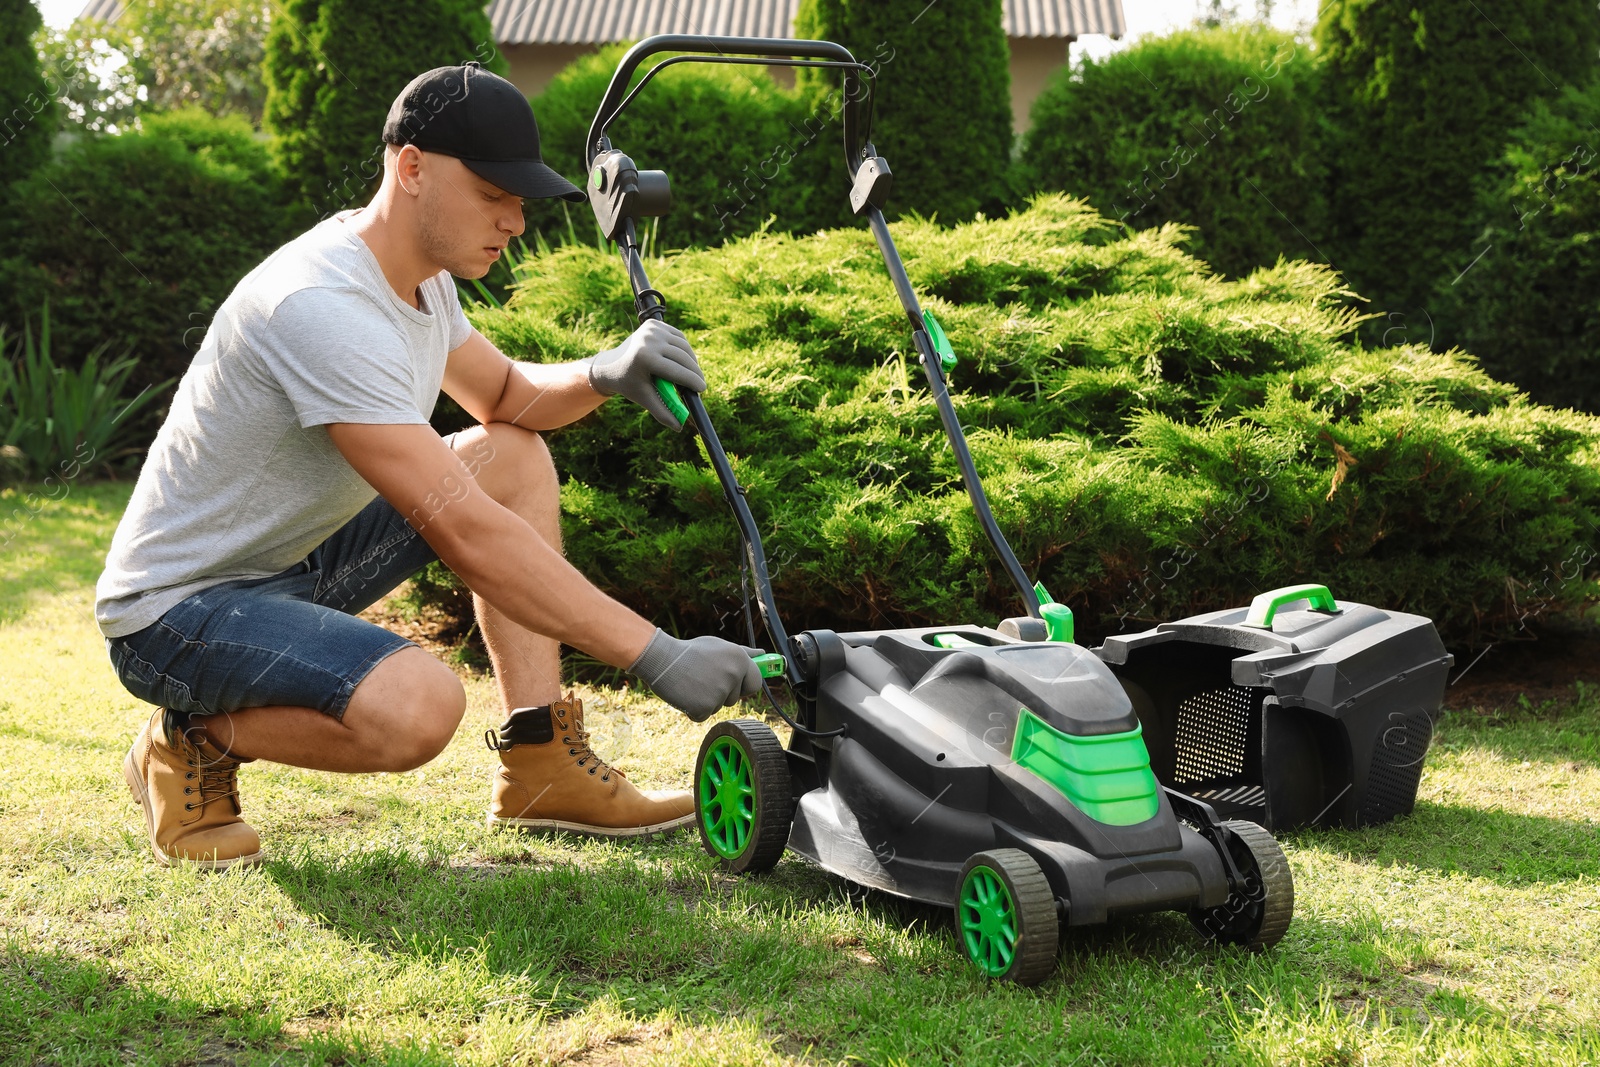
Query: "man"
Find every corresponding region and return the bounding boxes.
[95,63,764,870]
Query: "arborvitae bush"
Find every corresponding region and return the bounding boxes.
[794,0,1012,224]
[263,0,504,214]
[419,195,1599,650]
[0,0,55,182]
[0,110,307,395]
[1439,79,1600,414]
[1022,24,1321,280]
[526,45,844,250]
[1315,0,1600,328]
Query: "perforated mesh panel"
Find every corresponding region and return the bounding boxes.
[1361,707,1433,822]
[1173,686,1256,785]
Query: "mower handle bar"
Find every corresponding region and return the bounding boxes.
[587,35,1048,689]
[584,36,868,172]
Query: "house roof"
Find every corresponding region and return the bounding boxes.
[80,0,1125,43]
[488,1,1125,44]
[79,0,120,22]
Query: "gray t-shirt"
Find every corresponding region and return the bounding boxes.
[95,212,472,639]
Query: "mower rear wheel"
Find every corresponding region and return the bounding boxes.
[956,849,1059,986]
[1189,819,1294,950]
[694,720,793,874]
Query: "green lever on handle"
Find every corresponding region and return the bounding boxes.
[654,378,690,426]
[753,652,786,679]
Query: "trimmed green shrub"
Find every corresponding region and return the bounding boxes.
[2,0,56,181]
[1022,24,1321,280]
[1439,80,1600,413]
[794,0,1012,224]
[526,44,844,250]
[263,0,505,213]
[1315,0,1600,325]
[418,195,1599,649]
[0,110,307,395]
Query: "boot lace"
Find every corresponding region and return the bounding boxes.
[177,729,242,814]
[558,705,623,784]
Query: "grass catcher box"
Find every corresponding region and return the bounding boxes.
[1093,585,1454,831]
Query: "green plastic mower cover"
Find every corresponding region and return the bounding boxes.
[1011,709,1160,825]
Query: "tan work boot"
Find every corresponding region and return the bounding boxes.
[123,708,262,870]
[486,692,694,838]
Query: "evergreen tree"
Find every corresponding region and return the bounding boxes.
[263,0,505,213]
[1315,0,1600,331]
[1440,79,1600,413]
[795,0,1012,223]
[1,0,57,182]
[1022,24,1320,279]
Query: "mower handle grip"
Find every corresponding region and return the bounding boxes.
[584,35,864,171]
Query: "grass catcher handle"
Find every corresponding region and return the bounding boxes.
[1243,584,1339,629]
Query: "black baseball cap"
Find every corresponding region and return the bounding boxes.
[382,62,585,202]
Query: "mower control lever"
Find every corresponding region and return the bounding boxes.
[654,378,691,426]
[752,652,787,679]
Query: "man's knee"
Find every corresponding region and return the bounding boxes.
[455,423,559,546]
[347,647,466,771]
[458,422,553,481]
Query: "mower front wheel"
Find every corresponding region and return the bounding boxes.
[955,849,1059,986]
[694,720,793,874]
[1189,819,1294,950]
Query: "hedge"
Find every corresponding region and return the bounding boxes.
[411,195,1600,650]
[263,0,505,214]
[0,110,307,395]
[1315,0,1600,328]
[1022,24,1321,280]
[1439,79,1600,414]
[1,0,55,183]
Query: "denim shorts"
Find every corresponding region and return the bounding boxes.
[105,492,442,721]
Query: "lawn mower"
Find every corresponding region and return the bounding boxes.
[584,35,1448,985]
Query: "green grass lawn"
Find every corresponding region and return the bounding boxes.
[2,483,1598,1066]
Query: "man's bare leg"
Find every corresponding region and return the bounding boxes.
[447,423,695,833]
[196,646,466,772]
[448,422,566,714]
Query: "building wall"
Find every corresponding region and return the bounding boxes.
[1008,36,1071,134]
[503,37,1073,135]
[500,43,596,98]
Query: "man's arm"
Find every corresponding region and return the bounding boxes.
[326,421,656,666]
[443,321,707,432]
[442,330,605,431]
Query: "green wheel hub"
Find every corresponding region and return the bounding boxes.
[699,736,756,859]
[959,865,1018,977]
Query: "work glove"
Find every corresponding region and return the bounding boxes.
[586,319,707,430]
[628,628,764,722]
